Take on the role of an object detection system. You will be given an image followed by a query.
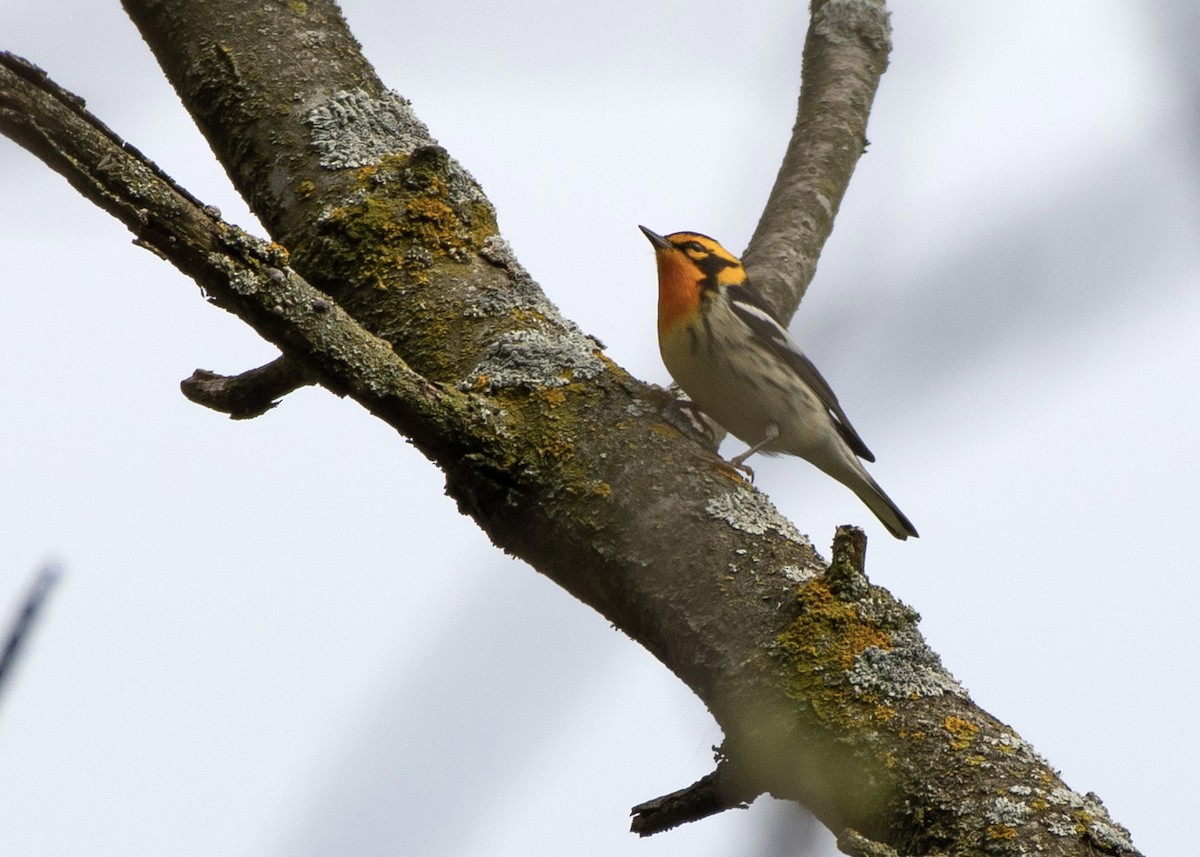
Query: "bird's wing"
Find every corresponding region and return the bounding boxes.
[728,289,876,462]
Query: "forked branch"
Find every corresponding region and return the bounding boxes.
[0,0,1144,850]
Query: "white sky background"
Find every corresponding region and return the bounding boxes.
[1,1,1197,855]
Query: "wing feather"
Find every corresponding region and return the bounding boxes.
[727,289,876,462]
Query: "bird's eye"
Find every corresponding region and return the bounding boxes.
[685,241,706,254]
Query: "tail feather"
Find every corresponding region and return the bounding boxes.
[851,472,919,540]
[807,443,919,540]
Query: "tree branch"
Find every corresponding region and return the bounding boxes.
[837,828,906,857]
[0,1,1143,851]
[181,357,314,419]
[743,0,892,322]
[630,765,753,837]
[0,53,477,462]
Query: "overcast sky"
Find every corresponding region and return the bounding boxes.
[1,2,1197,856]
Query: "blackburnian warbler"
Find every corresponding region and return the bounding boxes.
[640,226,918,540]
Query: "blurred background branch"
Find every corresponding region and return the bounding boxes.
[0,564,60,707]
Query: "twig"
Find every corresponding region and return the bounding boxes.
[630,766,756,836]
[181,355,314,419]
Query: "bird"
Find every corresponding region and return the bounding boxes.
[639,225,918,540]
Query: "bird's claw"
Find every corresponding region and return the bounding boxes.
[725,456,755,483]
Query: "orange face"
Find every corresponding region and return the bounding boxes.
[641,229,746,335]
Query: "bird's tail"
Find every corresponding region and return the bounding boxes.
[849,469,919,540]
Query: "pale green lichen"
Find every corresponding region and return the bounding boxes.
[307,89,434,168]
[1043,788,1135,851]
[479,234,520,270]
[463,328,604,391]
[994,731,1038,760]
[461,241,546,319]
[1045,813,1079,837]
[780,565,810,583]
[705,490,811,548]
[846,626,966,699]
[986,795,1031,827]
[813,0,891,51]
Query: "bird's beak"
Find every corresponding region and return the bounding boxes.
[638,225,672,251]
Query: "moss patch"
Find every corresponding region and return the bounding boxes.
[774,579,894,726]
[300,148,497,297]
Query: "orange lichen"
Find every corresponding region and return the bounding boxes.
[944,715,979,751]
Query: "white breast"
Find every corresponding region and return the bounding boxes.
[659,296,789,450]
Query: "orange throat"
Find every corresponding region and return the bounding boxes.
[655,253,703,335]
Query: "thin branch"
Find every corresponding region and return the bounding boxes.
[743,0,892,321]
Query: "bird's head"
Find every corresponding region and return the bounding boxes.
[639,226,746,333]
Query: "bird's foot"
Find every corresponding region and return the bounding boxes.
[727,457,755,483]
